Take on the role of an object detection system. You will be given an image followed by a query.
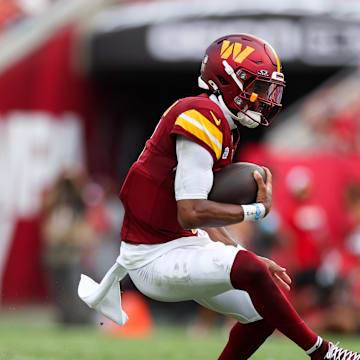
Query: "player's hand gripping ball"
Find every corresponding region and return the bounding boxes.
[208,162,266,205]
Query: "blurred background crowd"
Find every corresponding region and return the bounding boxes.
[1,0,360,338]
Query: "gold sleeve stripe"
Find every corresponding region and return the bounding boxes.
[175,110,223,160]
[175,116,222,159]
[183,110,223,145]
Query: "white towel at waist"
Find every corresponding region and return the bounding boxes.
[78,262,128,326]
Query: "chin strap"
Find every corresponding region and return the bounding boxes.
[199,75,265,129]
[217,93,260,129]
[238,110,262,129]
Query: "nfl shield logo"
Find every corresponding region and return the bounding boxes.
[222,147,229,159]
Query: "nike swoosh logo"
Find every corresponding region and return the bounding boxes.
[210,111,221,126]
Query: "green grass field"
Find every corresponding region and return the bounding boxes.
[0,310,359,360]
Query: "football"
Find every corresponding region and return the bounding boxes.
[208,162,266,205]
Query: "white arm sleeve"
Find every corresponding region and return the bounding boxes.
[175,135,214,201]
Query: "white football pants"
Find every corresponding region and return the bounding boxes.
[128,240,262,324]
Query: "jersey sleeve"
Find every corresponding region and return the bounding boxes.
[175,135,214,200]
[171,108,224,162]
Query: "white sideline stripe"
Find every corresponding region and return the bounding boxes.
[178,112,222,152]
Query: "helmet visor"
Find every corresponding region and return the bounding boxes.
[241,79,284,125]
[268,83,283,104]
[247,80,283,105]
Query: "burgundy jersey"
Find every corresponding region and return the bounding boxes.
[120,94,239,245]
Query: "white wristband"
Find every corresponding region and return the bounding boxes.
[241,203,266,222]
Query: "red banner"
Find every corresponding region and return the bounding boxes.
[0,26,96,304]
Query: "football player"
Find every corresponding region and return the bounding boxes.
[87,34,360,359]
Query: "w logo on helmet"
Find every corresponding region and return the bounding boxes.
[220,40,255,64]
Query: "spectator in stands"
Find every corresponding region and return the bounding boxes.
[41,170,96,325]
[270,167,332,325]
[342,183,360,330]
[313,182,360,333]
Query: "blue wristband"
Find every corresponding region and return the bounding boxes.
[252,203,261,221]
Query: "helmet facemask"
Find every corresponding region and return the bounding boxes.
[221,66,285,128]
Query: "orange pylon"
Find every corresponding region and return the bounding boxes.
[106,290,154,338]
